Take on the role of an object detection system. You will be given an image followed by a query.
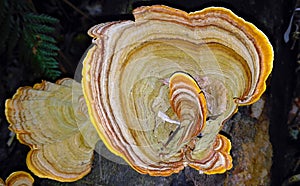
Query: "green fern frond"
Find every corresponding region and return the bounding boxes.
[38,42,60,51]
[39,34,56,43]
[24,13,59,24]
[38,50,58,57]
[25,24,55,34]
[0,0,61,80]
[23,12,61,79]
[43,57,58,65]
[44,69,61,78]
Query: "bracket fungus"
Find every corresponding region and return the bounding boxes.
[5,79,99,182]
[5,4,273,181]
[82,5,273,176]
[0,171,34,186]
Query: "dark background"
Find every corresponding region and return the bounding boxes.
[0,0,299,185]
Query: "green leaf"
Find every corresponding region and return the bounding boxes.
[24,13,59,24]
[25,23,55,34]
[39,34,56,43]
[1,0,62,80]
[38,42,59,51]
[38,50,58,57]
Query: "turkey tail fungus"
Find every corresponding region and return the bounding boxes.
[82,5,273,176]
[5,5,273,181]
